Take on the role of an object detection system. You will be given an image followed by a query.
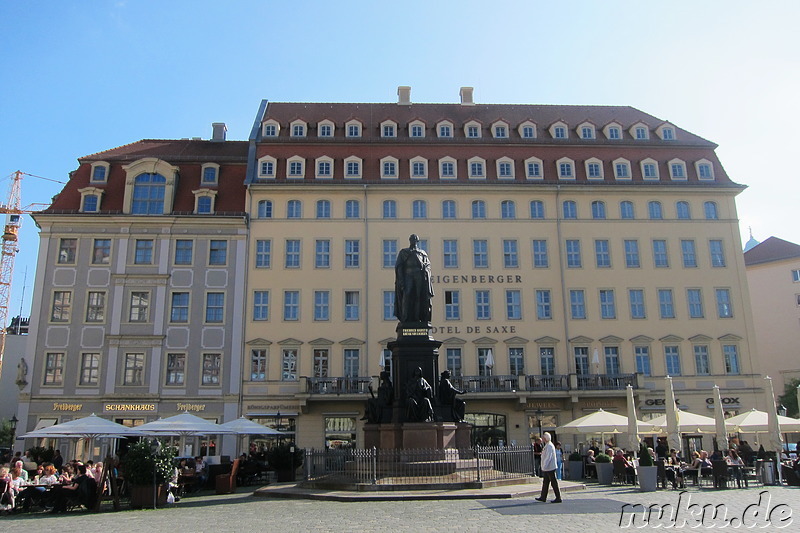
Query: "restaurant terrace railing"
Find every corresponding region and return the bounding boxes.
[525,374,570,391]
[303,445,536,486]
[306,376,372,394]
[575,373,637,390]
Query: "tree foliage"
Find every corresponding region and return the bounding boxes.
[778,378,800,418]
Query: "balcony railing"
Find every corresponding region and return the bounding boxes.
[525,374,570,391]
[575,373,636,390]
[307,376,372,395]
[451,374,519,393]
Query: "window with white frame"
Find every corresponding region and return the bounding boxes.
[316,200,331,219]
[635,346,651,376]
[257,199,273,219]
[86,291,106,322]
[503,239,518,268]
[599,289,616,319]
[381,121,397,138]
[501,200,516,219]
[570,289,586,319]
[591,201,606,220]
[251,349,267,381]
[134,239,153,264]
[413,199,428,219]
[345,120,361,138]
[687,288,703,318]
[442,200,457,219]
[43,352,64,385]
[716,288,733,317]
[446,347,462,376]
[792,269,800,282]
[202,353,221,385]
[532,240,548,268]
[258,156,276,178]
[315,239,330,268]
[681,239,697,268]
[669,159,687,180]
[468,158,485,178]
[345,199,360,219]
[506,289,521,320]
[79,188,103,212]
[518,121,536,139]
[409,121,425,138]
[263,120,279,137]
[585,158,603,179]
[290,121,306,137]
[90,161,110,182]
[641,159,659,180]
[473,239,488,268]
[631,123,649,140]
[723,345,739,374]
[475,290,491,320]
[345,239,360,267]
[562,200,577,219]
[123,353,144,385]
[465,121,481,138]
[255,239,271,268]
[471,200,486,219]
[410,157,427,178]
[557,158,574,179]
[283,292,299,321]
[540,347,555,375]
[287,199,302,219]
[383,200,397,218]
[282,348,298,380]
[613,158,631,179]
[603,122,622,140]
[383,291,396,320]
[595,239,611,267]
[676,201,691,220]
[315,157,333,178]
[696,159,715,180]
[285,239,301,268]
[550,121,568,139]
[201,163,219,185]
[80,353,100,386]
[343,348,360,376]
[566,239,581,268]
[445,290,460,320]
[318,120,334,138]
[620,201,635,219]
[658,289,675,318]
[664,345,681,375]
[496,157,514,179]
[437,121,453,138]
[253,290,269,321]
[344,157,362,178]
[629,289,645,319]
[381,157,398,179]
[657,124,676,141]
[287,157,305,178]
[443,239,459,268]
[205,292,224,323]
[193,189,216,214]
[648,201,663,219]
[313,290,329,321]
[344,291,360,321]
[525,157,543,179]
[709,239,726,267]
[694,345,710,375]
[536,289,551,319]
[383,239,397,268]
[439,157,456,179]
[704,201,718,220]
[492,121,508,138]
[530,200,545,219]
[577,122,595,139]
[209,239,228,265]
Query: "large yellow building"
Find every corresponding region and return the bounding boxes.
[19,89,765,457]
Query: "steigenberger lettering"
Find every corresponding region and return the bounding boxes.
[431,274,523,285]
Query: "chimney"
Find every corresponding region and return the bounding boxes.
[460,87,475,106]
[397,86,411,105]
[211,122,227,142]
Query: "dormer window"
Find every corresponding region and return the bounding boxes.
[496,157,514,179]
[549,121,568,139]
[468,157,485,178]
[346,120,362,138]
[409,120,425,138]
[668,159,687,180]
[344,156,362,178]
[518,121,537,139]
[525,157,543,179]
[381,121,397,138]
[464,121,482,138]
[290,121,307,137]
[695,159,715,180]
[193,189,217,214]
[90,161,110,183]
[318,120,334,138]
[439,157,457,179]
[78,187,104,213]
[258,156,276,179]
[656,123,676,141]
[122,157,178,215]
[263,120,280,137]
[585,158,604,180]
[201,163,219,185]
[315,156,333,179]
[410,157,428,179]
[437,121,454,138]
[381,157,398,179]
[603,122,622,140]
[613,158,631,180]
[287,156,305,178]
[630,122,649,140]
[641,159,659,180]
[491,121,509,138]
[577,122,595,139]
[557,157,575,179]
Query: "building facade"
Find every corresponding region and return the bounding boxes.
[744,237,800,392]
[18,89,766,456]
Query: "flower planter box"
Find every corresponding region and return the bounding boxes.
[129,484,168,509]
[567,460,584,481]
[596,462,614,485]
[638,465,658,492]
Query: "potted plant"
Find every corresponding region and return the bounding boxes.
[266,443,304,482]
[637,442,657,492]
[122,439,176,508]
[567,451,583,480]
[595,452,613,485]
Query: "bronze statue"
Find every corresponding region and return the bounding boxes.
[394,234,434,324]
[361,371,394,424]
[438,370,466,422]
[405,367,434,422]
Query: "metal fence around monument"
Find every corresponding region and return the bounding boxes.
[304,445,537,486]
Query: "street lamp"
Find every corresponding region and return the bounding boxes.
[9,415,18,449]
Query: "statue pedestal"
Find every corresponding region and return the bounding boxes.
[363,422,465,451]
[388,325,442,424]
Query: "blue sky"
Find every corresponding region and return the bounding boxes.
[1,0,798,316]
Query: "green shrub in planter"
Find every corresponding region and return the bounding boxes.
[123,439,176,486]
[568,451,582,462]
[595,453,612,463]
[266,443,304,471]
[638,442,654,466]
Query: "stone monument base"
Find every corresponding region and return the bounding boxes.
[364,422,472,451]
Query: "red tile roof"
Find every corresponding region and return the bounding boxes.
[744,236,800,266]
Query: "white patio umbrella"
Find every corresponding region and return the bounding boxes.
[765,376,784,484]
[19,413,144,461]
[725,409,800,433]
[713,385,729,451]
[138,412,236,456]
[484,349,494,376]
[649,410,720,434]
[664,376,682,453]
[592,348,600,374]
[219,417,283,456]
[626,385,640,454]
[558,409,656,450]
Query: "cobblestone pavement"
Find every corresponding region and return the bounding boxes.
[2,484,798,532]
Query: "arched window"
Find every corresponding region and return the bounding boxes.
[345,200,360,219]
[442,200,456,219]
[562,200,577,219]
[648,201,663,220]
[676,201,691,220]
[591,201,606,219]
[704,201,718,220]
[413,200,427,219]
[287,200,302,219]
[82,194,99,212]
[196,196,213,214]
[472,200,486,219]
[132,173,166,214]
[383,200,396,219]
[316,200,331,219]
[620,201,635,219]
[257,200,273,219]
[529,200,545,219]
[501,200,516,219]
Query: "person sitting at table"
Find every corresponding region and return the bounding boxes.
[19,463,59,511]
[726,449,744,488]
[613,449,636,484]
[58,464,74,484]
[0,466,15,513]
[665,449,685,489]
[194,456,208,491]
[584,449,596,478]
[50,464,95,513]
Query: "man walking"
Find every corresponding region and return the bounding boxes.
[534,432,562,503]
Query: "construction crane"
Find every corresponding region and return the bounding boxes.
[0,170,62,378]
